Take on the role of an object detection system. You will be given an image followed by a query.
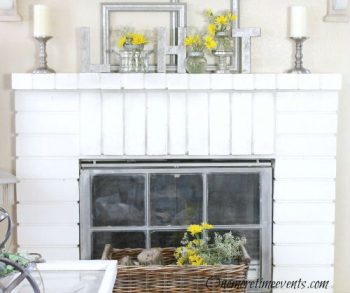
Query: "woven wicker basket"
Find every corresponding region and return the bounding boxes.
[102,244,251,293]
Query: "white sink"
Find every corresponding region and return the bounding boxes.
[13,260,117,293]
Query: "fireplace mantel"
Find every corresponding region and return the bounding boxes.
[12,73,341,291]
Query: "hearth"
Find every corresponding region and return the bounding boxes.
[80,160,273,281]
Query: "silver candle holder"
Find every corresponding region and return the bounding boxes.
[287,37,310,74]
[33,36,55,74]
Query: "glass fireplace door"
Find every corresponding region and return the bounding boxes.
[80,161,272,283]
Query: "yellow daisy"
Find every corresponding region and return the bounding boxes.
[208,23,216,36]
[118,36,127,48]
[187,224,203,236]
[215,15,228,25]
[201,222,214,230]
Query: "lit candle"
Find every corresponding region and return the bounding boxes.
[289,5,307,38]
[33,5,52,37]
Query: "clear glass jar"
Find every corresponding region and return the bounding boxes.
[212,31,234,74]
[214,31,233,52]
[185,51,207,74]
[119,44,146,73]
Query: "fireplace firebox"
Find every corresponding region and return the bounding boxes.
[80,160,273,282]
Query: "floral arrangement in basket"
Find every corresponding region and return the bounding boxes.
[175,223,247,266]
[205,9,237,36]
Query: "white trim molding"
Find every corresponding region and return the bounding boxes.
[324,0,349,22]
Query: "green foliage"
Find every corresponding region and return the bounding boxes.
[0,251,30,277]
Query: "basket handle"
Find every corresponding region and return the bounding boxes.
[101,244,112,260]
[241,244,251,265]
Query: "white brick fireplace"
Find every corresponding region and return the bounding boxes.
[12,73,341,292]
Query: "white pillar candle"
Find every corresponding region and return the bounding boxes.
[33,5,52,37]
[289,5,307,38]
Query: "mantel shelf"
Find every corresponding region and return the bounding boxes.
[12,73,342,91]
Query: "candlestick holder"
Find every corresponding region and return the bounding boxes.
[33,36,55,74]
[287,37,310,74]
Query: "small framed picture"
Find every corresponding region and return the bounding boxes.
[0,0,21,21]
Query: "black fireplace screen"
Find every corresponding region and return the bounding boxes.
[80,160,273,281]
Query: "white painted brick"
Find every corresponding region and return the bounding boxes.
[15,91,80,112]
[16,112,79,134]
[78,73,100,89]
[16,135,80,157]
[274,179,336,201]
[276,74,298,89]
[276,92,338,112]
[274,245,334,265]
[277,113,337,134]
[124,93,146,155]
[102,93,124,155]
[298,74,321,90]
[12,73,32,89]
[231,93,252,155]
[166,74,188,89]
[274,202,335,222]
[80,93,102,155]
[187,92,209,155]
[273,266,334,283]
[276,135,336,156]
[232,74,254,90]
[55,74,78,89]
[18,247,79,261]
[144,73,167,89]
[274,224,334,243]
[121,73,144,89]
[17,203,79,224]
[253,93,275,154]
[211,74,233,89]
[17,179,79,202]
[32,74,55,89]
[168,92,187,155]
[100,73,121,89]
[16,158,79,179]
[275,158,336,179]
[209,93,230,155]
[188,74,211,89]
[147,92,168,155]
[18,225,79,246]
[320,74,342,90]
[254,74,276,89]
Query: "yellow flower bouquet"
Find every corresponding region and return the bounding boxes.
[184,34,217,52]
[175,223,247,266]
[117,32,148,49]
[205,9,237,36]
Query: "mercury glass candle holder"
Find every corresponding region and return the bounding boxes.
[33,36,55,74]
[287,37,310,74]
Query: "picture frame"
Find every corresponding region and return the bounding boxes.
[324,0,349,22]
[100,2,187,72]
[0,0,21,21]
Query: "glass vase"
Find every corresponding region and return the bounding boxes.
[185,51,207,74]
[119,44,146,73]
[212,31,234,74]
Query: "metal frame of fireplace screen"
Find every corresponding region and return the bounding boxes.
[80,160,273,286]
